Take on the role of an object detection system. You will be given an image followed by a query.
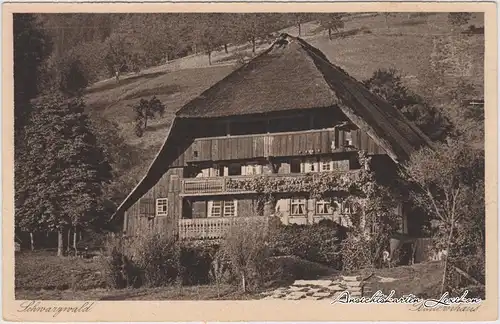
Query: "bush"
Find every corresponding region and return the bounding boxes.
[268,220,346,269]
[340,233,373,272]
[102,232,180,288]
[179,243,218,285]
[260,255,334,287]
[220,218,269,292]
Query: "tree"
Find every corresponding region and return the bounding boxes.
[190,14,225,65]
[402,138,484,294]
[315,13,345,40]
[382,12,396,30]
[290,13,312,36]
[448,13,472,29]
[13,14,52,136]
[17,91,112,256]
[14,14,53,248]
[132,96,166,137]
[236,14,279,54]
[363,68,451,141]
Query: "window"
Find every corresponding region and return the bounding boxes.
[227,163,242,176]
[290,159,301,173]
[302,158,318,173]
[242,163,263,176]
[208,200,237,217]
[156,198,168,216]
[291,198,306,215]
[208,201,222,217]
[316,200,332,215]
[340,201,352,214]
[320,158,333,172]
[223,200,237,217]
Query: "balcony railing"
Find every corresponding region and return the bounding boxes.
[178,216,269,240]
[181,170,361,196]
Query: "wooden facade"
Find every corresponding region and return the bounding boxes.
[123,117,396,240]
[169,127,384,168]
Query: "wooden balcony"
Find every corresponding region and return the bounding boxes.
[181,171,361,196]
[178,216,269,240]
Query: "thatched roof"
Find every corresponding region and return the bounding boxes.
[112,34,433,219]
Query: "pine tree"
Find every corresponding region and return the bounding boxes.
[17,91,112,256]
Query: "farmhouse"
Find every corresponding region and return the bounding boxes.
[112,34,433,241]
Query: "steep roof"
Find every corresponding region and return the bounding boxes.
[112,34,433,219]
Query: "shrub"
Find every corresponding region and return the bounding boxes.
[131,233,180,287]
[340,233,373,272]
[102,234,141,289]
[268,220,346,269]
[179,243,218,285]
[220,218,269,292]
[260,255,334,287]
[102,232,180,288]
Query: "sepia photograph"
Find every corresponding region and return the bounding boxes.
[4,2,497,321]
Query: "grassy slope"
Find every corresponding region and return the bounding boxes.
[85,13,484,184]
[15,251,107,291]
[15,249,444,300]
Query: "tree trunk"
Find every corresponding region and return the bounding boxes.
[144,116,148,130]
[67,228,71,253]
[298,23,302,36]
[224,44,228,54]
[208,52,212,65]
[328,28,332,40]
[251,37,256,54]
[241,272,246,293]
[440,221,455,295]
[29,232,35,251]
[57,229,64,257]
[73,227,78,255]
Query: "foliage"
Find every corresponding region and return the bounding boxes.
[340,233,373,272]
[402,138,484,292]
[103,232,181,288]
[363,68,451,141]
[90,117,145,208]
[57,57,89,96]
[220,218,269,292]
[13,13,52,132]
[226,153,404,256]
[179,243,219,285]
[234,14,284,53]
[226,165,372,203]
[132,96,166,137]
[267,220,346,268]
[314,13,345,40]
[15,92,113,235]
[260,255,333,286]
[448,13,473,28]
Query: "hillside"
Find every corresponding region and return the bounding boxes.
[84,12,484,189]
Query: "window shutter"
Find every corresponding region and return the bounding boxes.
[233,200,238,217]
[207,201,213,217]
[140,198,154,218]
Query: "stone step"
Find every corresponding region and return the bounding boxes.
[293,280,333,287]
[344,281,363,287]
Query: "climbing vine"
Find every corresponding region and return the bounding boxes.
[226,151,404,269]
